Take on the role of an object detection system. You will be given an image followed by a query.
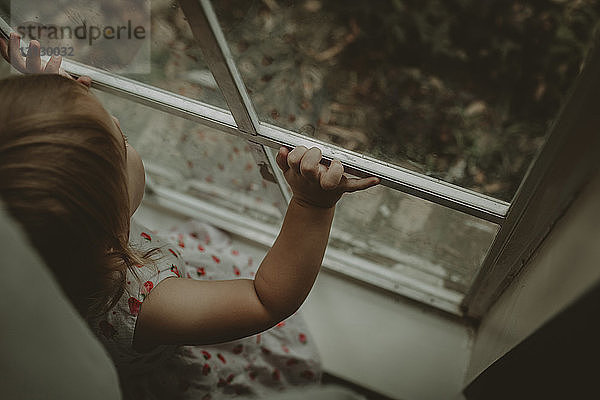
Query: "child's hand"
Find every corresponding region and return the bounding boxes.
[0,33,91,87]
[276,146,380,209]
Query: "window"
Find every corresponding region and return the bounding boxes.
[2,0,598,317]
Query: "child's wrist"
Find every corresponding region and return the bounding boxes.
[290,196,336,211]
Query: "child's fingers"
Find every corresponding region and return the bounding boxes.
[44,55,62,74]
[299,147,322,181]
[58,68,75,80]
[340,176,381,193]
[76,75,92,88]
[9,33,26,72]
[286,146,308,172]
[320,159,343,190]
[26,40,41,73]
[275,147,290,172]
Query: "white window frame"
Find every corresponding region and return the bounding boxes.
[461,32,600,317]
[2,3,597,318]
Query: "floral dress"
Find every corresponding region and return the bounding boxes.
[91,219,321,400]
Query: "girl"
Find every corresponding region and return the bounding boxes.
[0,34,379,398]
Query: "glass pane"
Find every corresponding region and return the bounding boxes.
[331,180,499,294]
[212,0,599,201]
[94,89,285,226]
[0,62,495,298]
[6,0,227,109]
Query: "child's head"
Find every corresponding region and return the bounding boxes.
[0,74,145,316]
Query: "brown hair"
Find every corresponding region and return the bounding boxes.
[0,74,141,317]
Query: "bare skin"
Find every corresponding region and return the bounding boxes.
[134,146,379,350]
[1,34,381,351]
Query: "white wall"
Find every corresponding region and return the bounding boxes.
[303,271,472,400]
[134,202,473,400]
[465,170,600,384]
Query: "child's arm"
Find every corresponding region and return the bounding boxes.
[253,146,379,317]
[133,147,379,351]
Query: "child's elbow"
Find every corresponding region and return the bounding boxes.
[253,278,304,325]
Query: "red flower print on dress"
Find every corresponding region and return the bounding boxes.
[232,344,243,354]
[202,363,211,376]
[217,353,226,364]
[282,345,289,353]
[99,320,117,339]
[143,281,154,295]
[231,249,239,256]
[211,255,220,264]
[233,266,240,276]
[170,264,181,277]
[128,297,142,316]
[197,267,206,276]
[298,333,307,344]
[272,369,280,381]
[276,321,285,328]
[140,232,152,241]
[168,248,179,258]
[178,236,185,248]
[197,244,205,252]
[201,350,211,360]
